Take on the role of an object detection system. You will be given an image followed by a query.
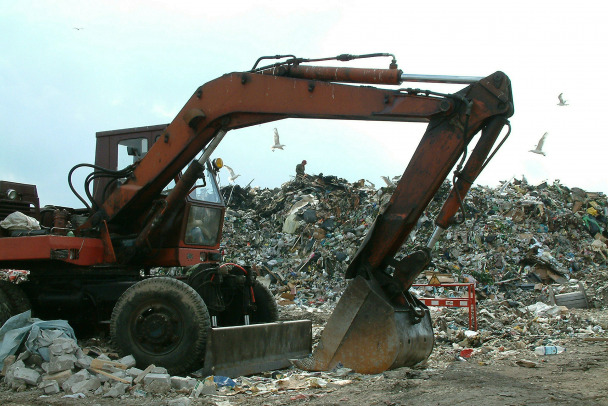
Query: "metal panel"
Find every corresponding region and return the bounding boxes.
[200,320,312,377]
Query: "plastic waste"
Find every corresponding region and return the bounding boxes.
[534,345,566,355]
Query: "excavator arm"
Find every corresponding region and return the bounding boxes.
[83,55,513,374]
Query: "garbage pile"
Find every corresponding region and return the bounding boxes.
[220,174,608,373]
[221,175,608,312]
[0,174,607,401]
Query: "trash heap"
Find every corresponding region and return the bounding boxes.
[221,174,608,371]
[221,175,608,312]
[1,174,607,401]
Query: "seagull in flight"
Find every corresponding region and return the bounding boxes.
[557,93,568,106]
[529,132,547,156]
[224,165,240,183]
[271,128,285,151]
[73,27,84,31]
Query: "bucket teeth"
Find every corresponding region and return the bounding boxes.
[290,356,320,371]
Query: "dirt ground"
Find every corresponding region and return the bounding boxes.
[0,309,606,406]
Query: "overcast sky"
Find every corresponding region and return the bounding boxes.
[2,1,607,207]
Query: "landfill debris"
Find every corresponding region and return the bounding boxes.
[1,174,607,401]
[534,345,566,355]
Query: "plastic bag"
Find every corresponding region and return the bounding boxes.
[0,212,40,231]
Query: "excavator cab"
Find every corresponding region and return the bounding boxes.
[93,125,226,268]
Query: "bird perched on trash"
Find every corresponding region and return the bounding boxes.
[271,128,285,151]
[223,165,241,183]
[529,132,548,156]
[381,176,395,187]
[557,93,568,106]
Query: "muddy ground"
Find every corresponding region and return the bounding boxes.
[0,308,606,406]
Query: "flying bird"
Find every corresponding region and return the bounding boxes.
[271,128,285,151]
[557,93,568,106]
[73,27,84,31]
[529,132,547,156]
[224,165,240,183]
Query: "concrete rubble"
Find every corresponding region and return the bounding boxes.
[1,174,607,401]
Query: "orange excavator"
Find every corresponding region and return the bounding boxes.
[0,53,513,376]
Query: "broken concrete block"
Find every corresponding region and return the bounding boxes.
[42,369,73,386]
[16,350,31,362]
[118,355,136,368]
[171,376,197,391]
[61,369,90,392]
[12,366,41,386]
[103,382,129,398]
[49,337,79,356]
[126,366,143,377]
[69,376,101,394]
[133,364,155,384]
[150,366,168,374]
[38,380,60,394]
[1,354,16,376]
[5,359,25,383]
[48,354,77,373]
[143,373,171,393]
[75,354,93,369]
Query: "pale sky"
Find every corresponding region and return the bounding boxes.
[2,1,607,207]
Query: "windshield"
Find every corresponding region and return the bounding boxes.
[188,166,222,204]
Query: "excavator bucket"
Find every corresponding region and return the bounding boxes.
[293,276,433,374]
[200,320,312,377]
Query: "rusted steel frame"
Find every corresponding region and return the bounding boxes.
[96,73,450,226]
[434,116,508,229]
[259,65,403,85]
[0,235,104,265]
[345,72,513,287]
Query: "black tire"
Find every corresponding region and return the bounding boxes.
[110,277,210,376]
[250,281,279,324]
[0,289,12,326]
[0,281,31,315]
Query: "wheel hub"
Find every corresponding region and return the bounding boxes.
[134,305,181,353]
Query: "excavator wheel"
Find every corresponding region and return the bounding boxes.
[249,282,279,323]
[0,281,31,316]
[110,277,210,376]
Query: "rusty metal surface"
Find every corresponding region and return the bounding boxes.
[92,68,475,230]
[294,277,433,374]
[260,66,403,85]
[201,320,312,377]
[346,71,513,285]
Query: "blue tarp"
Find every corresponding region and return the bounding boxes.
[0,310,76,369]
